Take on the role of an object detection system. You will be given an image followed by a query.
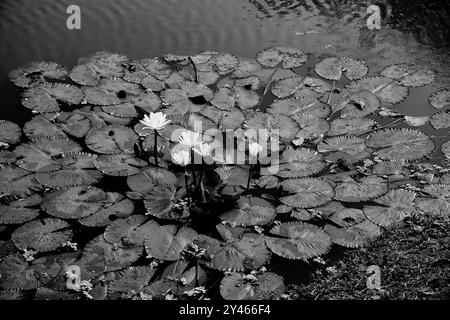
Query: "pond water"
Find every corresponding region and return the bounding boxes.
[1,0,449,123]
[0,0,449,293]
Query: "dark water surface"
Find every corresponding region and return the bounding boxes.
[0,0,449,285]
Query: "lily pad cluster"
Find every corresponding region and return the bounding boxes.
[0,48,449,300]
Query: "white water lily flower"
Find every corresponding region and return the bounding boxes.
[193,143,211,157]
[171,149,191,166]
[179,130,202,147]
[140,112,171,131]
[249,142,263,158]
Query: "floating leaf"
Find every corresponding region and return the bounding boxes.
[160,81,213,111]
[416,184,450,216]
[280,178,335,208]
[144,185,189,220]
[83,79,143,106]
[329,208,366,227]
[78,193,135,227]
[275,147,326,178]
[12,218,72,252]
[373,161,405,175]
[327,118,376,136]
[94,154,147,176]
[324,219,380,248]
[23,115,65,140]
[104,215,149,246]
[56,112,92,138]
[346,77,408,105]
[144,224,197,261]
[430,110,450,129]
[0,120,22,145]
[9,62,68,88]
[22,83,84,113]
[85,125,139,154]
[272,76,331,99]
[0,253,38,290]
[428,89,450,109]
[221,196,276,226]
[442,141,450,158]
[244,112,298,143]
[334,175,388,202]
[42,186,107,219]
[212,53,239,75]
[337,90,381,118]
[291,113,330,140]
[0,195,41,225]
[220,272,285,300]
[266,222,332,260]
[315,57,368,81]
[0,151,19,164]
[109,267,156,295]
[367,128,434,161]
[364,189,416,226]
[256,47,308,68]
[79,235,143,278]
[127,167,178,194]
[404,116,429,127]
[381,64,435,87]
[318,136,371,163]
[0,166,42,197]
[15,138,82,172]
[267,97,331,118]
[195,233,270,271]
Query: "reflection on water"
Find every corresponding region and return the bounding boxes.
[0,0,448,121]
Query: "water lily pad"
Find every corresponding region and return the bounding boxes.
[416,184,450,216]
[324,219,380,248]
[12,218,72,252]
[94,154,147,176]
[327,118,376,136]
[127,167,178,195]
[337,90,381,118]
[364,189,416,226]
[428,89,450,109]
[109,266,156,295]
[0,194,42,224]
[244,112,298,143]
[212,53,239,75]
[85,125,139,154]
[103,215,151,247]
[430,110,450,129]
[9,61,68,88]
[318,136,371,163]
[291,113,330,140]
[272,76,331,99]
[144,185,189,220]
[220,272,285,300]
[195,233,270,271]
[275,147,326,178]
[334,175,388,202]
[315,57,368,81]
[267,97,331,118]
[0,120,22,145]
[42,186,107,219]
[221,196,276,227]
[200,105,245,130]
[256,47,308,68]
[346,76,408,105]
[23,115,65,140]
[80,235,143,278]
[0,166,42,197]
[442,141,450,158]
[78,193,135,227]
[0,253,38,290]
[144,224,197,261]
[161,81,213,110]
[266,222,332,260]
[381,64,435,87]
[329,208,366,227]
[22,83,84,113]
[373,161,405,175]
[280,178,335,208]
[0,151,19,164]
[367,128,435,161]
[56,112,92,138]
[15,138,82,172]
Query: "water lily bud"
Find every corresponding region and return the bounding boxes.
[139,112,171,131]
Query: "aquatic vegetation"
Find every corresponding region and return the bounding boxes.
[0,48,449,300]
